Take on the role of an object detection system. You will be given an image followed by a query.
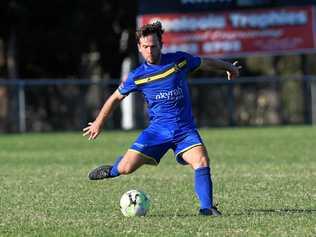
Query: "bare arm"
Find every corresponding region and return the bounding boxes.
[82,89,125,140]
[199,58,241,80]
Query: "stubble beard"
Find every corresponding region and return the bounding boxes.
[147,54,161,65]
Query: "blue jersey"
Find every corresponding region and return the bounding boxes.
[118,51,201,132]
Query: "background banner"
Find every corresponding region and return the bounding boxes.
[138,5,316,57]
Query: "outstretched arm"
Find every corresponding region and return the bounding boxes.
[83,89,125,140]
[199,58,241,80]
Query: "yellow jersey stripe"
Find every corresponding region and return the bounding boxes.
[135,60,187,85]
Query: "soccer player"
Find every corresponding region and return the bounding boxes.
[83,21,241,216]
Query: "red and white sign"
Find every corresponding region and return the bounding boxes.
[138,5,316,57]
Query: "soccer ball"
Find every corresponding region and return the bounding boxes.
[120,190,150,217]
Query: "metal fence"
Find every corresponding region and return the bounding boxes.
[0,76,315,133]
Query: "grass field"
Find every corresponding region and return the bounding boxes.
[0,126,315,237]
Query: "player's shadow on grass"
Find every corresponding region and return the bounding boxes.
[242,208,316,215]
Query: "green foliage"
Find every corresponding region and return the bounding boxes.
[0,127,315,236]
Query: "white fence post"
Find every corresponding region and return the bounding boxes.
[120,57,135,130]
[18,81,26,132]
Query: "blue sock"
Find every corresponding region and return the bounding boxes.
[109,156,123,177]
[194,167,213,209]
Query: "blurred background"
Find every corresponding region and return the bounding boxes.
[0,0,316,133]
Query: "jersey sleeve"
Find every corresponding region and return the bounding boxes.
[178,51,202,72]
[118,72,138,96]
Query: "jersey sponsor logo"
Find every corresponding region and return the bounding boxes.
[155,86,184,101]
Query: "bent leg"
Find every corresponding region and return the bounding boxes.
[89,125,170,180]
[88,150,155,180]
[118,149,157,175]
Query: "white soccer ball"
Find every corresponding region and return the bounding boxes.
[120,190,150,217]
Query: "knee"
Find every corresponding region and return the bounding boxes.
[118,163,135,175]
[191,155,209,169]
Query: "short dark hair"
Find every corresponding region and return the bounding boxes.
[136,21,164,45]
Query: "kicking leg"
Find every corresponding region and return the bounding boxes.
[118,150,156,174]
[181,145,221,216]
[88,150,155,180]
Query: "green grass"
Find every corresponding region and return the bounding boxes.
[0,126,315,237]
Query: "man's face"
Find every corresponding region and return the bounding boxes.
[138,34,162,65]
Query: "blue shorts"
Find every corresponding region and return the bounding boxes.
[129,124,203,165]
